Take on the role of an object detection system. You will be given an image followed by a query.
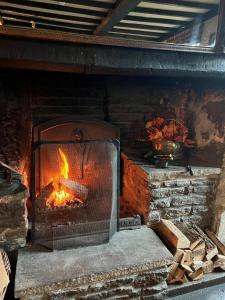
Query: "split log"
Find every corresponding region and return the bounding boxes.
[214,255,225,271]
[206,247,218,261]
[174,249,184,263]
[181,264,193,274]
[190,239,203,251]
[161,220,224,286]
[191,261,203,272]
[59,177,88,201]
[189,268,203,281]
[184,223,215,250]
[156,219,190,252]
[192,241,205,262]
[169,262,179,277]
[36,181,54,209]
[181,250,193,266]
[202,260,214,274]
[205,229,225,256]
[167,267,187,284]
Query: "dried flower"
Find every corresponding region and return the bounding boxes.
[145,117,194,145]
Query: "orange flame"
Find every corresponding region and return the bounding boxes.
[59,148,69,179]
[46,148,76,208]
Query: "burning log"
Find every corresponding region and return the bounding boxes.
[59,177,88,201]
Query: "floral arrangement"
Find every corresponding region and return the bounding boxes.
[145,117,194,145]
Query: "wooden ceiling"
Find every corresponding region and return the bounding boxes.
[0,0,220,44]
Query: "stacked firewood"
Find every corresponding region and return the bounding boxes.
[155,219,225,284]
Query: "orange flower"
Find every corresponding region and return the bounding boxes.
[145,117,194,145]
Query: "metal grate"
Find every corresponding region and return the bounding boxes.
[32,118,120,250]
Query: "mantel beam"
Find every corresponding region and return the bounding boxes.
[94,0,142,35]
[1,37,225,79]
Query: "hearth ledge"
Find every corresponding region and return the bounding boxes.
[15,226,173,299]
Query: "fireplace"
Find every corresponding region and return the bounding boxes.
[0,70,225,299]
[31,117,120,250]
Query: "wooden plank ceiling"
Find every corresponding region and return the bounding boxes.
[0,0,220,43]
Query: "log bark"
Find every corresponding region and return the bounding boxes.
[59,177,88,201]
[156,219,190,252]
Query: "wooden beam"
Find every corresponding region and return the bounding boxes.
[108,32,159,41]
[2,0,113,10]
[215,0,225,53]
[140,0,217,10]
[2,36,225,79]
[125,15,189,26]
[134,7,206,18]
[0,25,213,53]
[94,0,142,35]
[1,21,93,35]
[0,7,101,25]
[1,14,96,31]
[110,28,163,37]
[117,22,177,32]
[0,1,106,18]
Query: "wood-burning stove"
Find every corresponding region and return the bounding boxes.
[31,117,120,250]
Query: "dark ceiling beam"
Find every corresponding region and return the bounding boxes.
[159,6,218,42]
[1,13,96,31]
[134,7,206,18]
[0,7,101,25]
[117,22,175,31]
[139,0,217,10]
[2,37,225,79]
[33,0,114,9]
[94,0,142,35]
[0,25,213,53]
[1,20,93,34]
[215,0,225,52]
[110,28,162,37]
[124,15,189,26]
[108,32,159,41]
[2,0,113,9]
[0,1,106,18]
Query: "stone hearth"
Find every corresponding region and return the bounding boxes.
[121,153,221,228]
[15,227,173,300]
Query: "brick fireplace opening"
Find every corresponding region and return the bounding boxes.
[0,69,225,299]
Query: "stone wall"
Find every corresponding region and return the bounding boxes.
[29,73,225,167]
[0,73,32,184]
[121,154,221,228]
[0,70,225,171]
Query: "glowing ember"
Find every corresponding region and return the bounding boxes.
[46,148,83,208]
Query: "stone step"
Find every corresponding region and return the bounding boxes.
[15,226,173,300]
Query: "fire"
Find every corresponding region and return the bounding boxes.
[46,148,81,208]
[59,148,69,179]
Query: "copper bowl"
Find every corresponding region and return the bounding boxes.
[152,140,181,158]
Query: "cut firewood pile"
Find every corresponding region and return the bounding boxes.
[155,219,225,284]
